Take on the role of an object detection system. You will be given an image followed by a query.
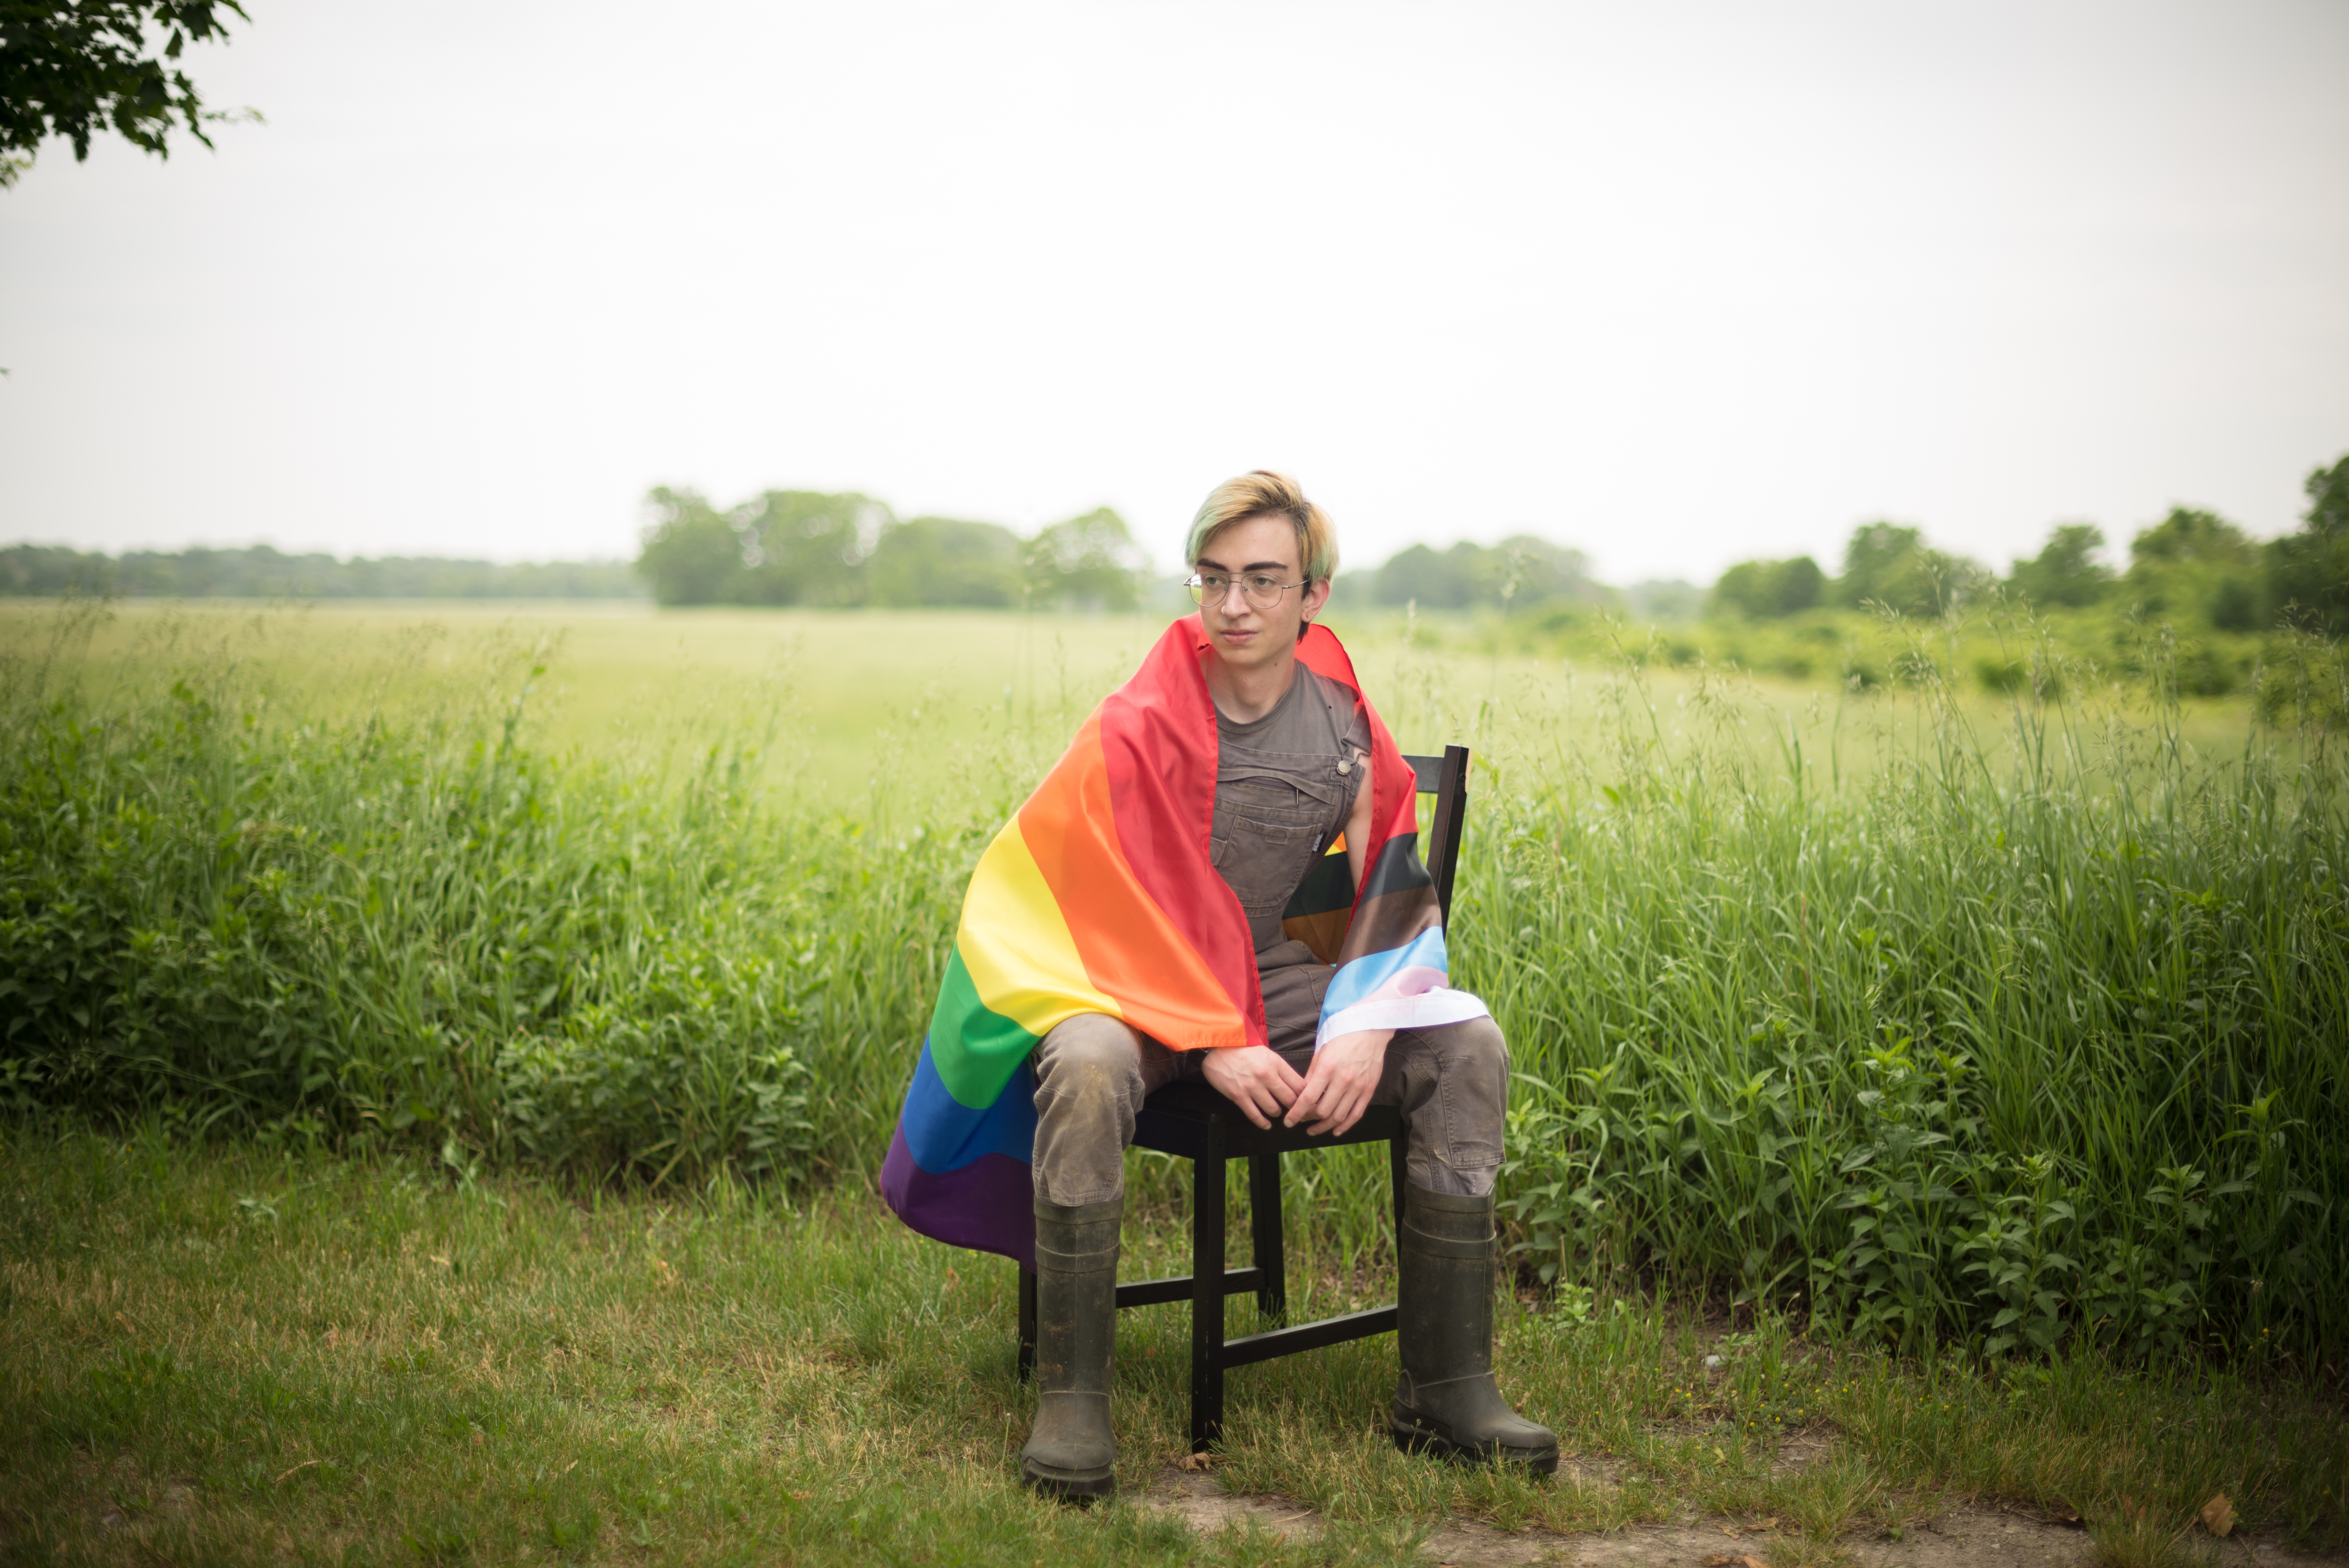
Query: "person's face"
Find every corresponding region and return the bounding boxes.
[1194,513,1333,672]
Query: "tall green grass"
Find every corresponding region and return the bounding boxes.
[0,606,845,1188]
[2,602,2342,1364]
[1465,625,2348,1365]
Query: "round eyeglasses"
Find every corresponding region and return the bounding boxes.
[1186,572,1306,610]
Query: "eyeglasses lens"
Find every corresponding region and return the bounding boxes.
[1189,576,1287,609]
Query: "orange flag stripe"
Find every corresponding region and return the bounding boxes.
[1017,715,1253,1050]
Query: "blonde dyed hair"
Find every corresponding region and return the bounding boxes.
[1184,470,1339,585]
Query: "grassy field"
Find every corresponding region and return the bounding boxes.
[0,598,2278,809]
[3,1124,2340,1566]
[0,600,1164,812]
[2,595,2345,1561]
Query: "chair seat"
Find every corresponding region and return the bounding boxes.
[1133,1076,1404,1160]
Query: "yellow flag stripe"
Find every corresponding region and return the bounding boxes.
[955,817,1123,1038]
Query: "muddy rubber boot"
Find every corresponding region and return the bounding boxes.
[1392,1184,1560,1473]
[1020,1196,1121,1501]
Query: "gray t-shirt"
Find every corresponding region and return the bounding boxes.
[1212,663,1371,954]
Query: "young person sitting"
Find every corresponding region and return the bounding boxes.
[883,471,1557,1501]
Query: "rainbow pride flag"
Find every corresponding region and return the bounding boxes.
[880,615,1486,1267]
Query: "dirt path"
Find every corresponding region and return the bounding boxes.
[1140,1465,2344,1568]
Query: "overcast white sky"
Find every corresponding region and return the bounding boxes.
[3,0,2345,584]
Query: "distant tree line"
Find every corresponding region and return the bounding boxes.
[1711,451,2349,636]
[0,543,644,599]
[633,488,1148,610]
[1712,522,1989,620]
[1346,535,1615,612]
[11,449,2340,633]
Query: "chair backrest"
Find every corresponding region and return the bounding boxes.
[1400,745,1471,924]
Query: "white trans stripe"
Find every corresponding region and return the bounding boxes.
[1313,988,1489,1049]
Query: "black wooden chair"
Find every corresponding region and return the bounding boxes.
[1017,744,1472,1450]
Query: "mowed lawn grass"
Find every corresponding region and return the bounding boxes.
[4,1126,2342,1568]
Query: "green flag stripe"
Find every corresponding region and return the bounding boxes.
[927,946,1043,1109]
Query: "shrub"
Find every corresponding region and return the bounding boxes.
[1976,657,2026,693]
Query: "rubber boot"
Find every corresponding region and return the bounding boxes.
[1020,1196,1121,1501]
[1392,1184,1560,1473]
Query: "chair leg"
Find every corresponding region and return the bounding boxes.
[1248,1151,1286,1322]
[1389,1127,1409,1244]
[1190,1139,1226,1452]
[1017,1264,1037,1383]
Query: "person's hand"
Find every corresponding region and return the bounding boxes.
[1285,1029,1391,1137]
[1199,1045,1305,1131]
